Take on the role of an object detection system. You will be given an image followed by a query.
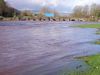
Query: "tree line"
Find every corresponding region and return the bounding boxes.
[72,3,100,20]
[0,0,20,17]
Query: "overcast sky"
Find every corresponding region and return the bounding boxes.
[5,0,100,13]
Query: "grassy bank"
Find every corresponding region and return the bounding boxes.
[75,24,100,28]
[74,24,100,45]
[68,24,100,75]
[73,24,100,34]
[68,54,100,75]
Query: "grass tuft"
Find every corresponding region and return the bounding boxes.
[94,40,100,45]
[96,31,100,34]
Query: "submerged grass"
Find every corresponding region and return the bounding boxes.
[68,24,100,75]
[96,31,100,34]
[68,54,100,75]
[74,24,100,45]
[94,40,100,45]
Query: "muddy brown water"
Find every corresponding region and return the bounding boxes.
[0,21,100,75]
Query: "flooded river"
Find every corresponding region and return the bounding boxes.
[0,21,100,75]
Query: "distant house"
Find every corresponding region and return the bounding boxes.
[44,13,54,17]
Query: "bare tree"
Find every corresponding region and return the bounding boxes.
[72,6,83,18]
[82,5,89,18]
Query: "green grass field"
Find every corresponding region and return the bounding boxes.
[75,24,100,28]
